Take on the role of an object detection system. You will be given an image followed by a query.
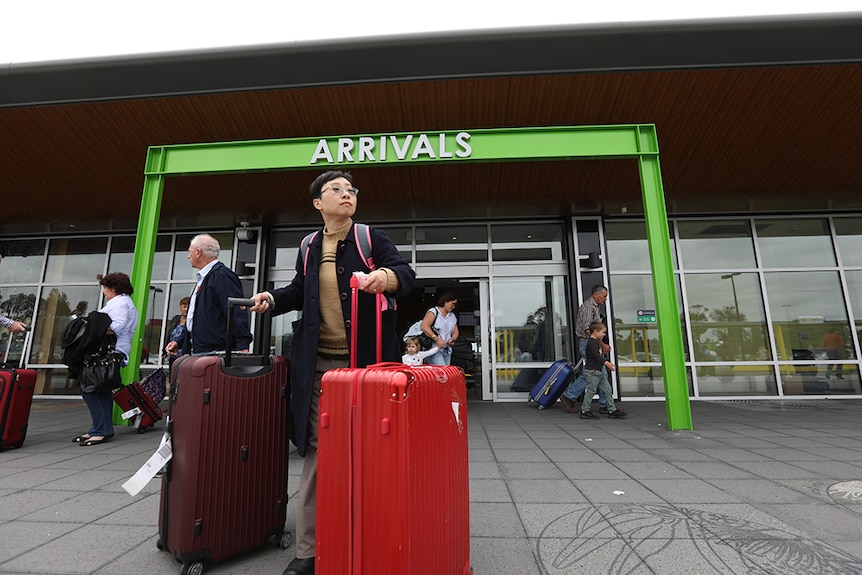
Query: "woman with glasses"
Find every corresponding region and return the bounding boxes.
[248,170,415,575]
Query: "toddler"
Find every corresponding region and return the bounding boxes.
[580,321,627,419]
[402,336,439,366]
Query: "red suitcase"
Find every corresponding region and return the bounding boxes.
[157,299,292,575]
[316,277,472,575]
[1,329,37,449]
[113,380,163,433]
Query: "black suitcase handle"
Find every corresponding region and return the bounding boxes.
[225,297,271,368]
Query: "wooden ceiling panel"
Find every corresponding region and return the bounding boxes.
[1,64,861,234]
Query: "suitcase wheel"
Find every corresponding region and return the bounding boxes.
[272,531,293,549]
[181,560,204,575]
[537,404,547,410]
[136,426,149,434]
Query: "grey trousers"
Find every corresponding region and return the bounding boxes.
[294,355,348,559]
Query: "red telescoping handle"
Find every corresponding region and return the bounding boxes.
[349,275,383,368]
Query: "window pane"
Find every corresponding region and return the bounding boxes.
[764,271,849,361]
[108,235,174,281]
[0,239,46,283]
[834,217,862,267]
[493,276,570,365]
[0,286,38,366]
[491,223,564,261]
[618,365,693,398]
[269,230,314,270]
[611,274,684,363]
[684,273,771,362]
[416,225,487,264]
[756,218,835,268]
[32,286,100,364]
[605,221,676,271]
[696,365,778,396]
[678,219,756,270]
[44,238,108,283]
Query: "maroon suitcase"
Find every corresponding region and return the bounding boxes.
[316,276,472,575]
[1,329,37,449]
[113,380,163,433]
[157,299,291,575]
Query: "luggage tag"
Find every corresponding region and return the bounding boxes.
[122,425,173,496]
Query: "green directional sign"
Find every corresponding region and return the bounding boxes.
[637,309,657,323]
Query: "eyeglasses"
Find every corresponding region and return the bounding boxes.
[320,185,359,197]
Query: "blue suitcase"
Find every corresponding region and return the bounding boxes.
[528,359,582,409]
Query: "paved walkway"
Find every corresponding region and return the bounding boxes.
[2,397,862,574]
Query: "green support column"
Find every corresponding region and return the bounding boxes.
[125,149,167,383]
[637,129,692,430]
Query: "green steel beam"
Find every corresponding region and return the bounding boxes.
[132,124,693,430]
[638,148,692,430]
[145,125,656,176]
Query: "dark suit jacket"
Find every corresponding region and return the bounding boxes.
[190,261,252,354]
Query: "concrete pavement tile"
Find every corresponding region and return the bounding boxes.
[674,461,758,479]
[470,501,526,537]
[734,460,820,479]
[500,462,565,480]
[0,524,151,575]
[757,503,862,540]
[470,478,512,502]
[592,448,662,463]
[542,448,604,463]
[493,448,550,463]
[802,447,862,461]
[0,468,79,489]
[610,461,693,479]
[0,490,78,520]
[469,447,495,461]
[707,478,821,504]
[681,503,808,537]
[828,539,862,561]
[572,436,632,449]
[43,452,131,470]
[555,461,629,480]
[571,479,665,504]
[788,459,862,477]
[470,537,541,575]
[22,491,141,523]
[749,447,830,462]
[634,539,751,575]
[517,503,598,538]
[765,436,835,449]
[716,437,782,449]
[638,479,739,503]
[643,447,715,462]
[489,437,537,450]
[0,452,82,468]
[533,536,650,574]
[95,492,160,526]
[534,437,587,449]
[625,438,677,449]
[0,521,81,563]
[37,470,131,491]
[695,448,778,462]
[508,479,583,503]
[470,460,502,479]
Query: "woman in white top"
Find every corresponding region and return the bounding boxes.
[421,292,459,366]
[77,272,139,446]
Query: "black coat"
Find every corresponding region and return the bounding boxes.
[189,261,252,354]
[61,311,113,379]
[270,223,415,456]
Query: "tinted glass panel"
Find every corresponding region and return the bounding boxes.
[833,217,862,267]
[756,218,835,268]
[0,239,46,283]
[44,238,108,283]
[605,221,676,271]
[678,219,756,270]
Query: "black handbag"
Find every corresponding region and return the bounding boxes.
[79,351,124,394]
[417,308,440,350]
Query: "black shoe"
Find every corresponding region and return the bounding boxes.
[283,556,314,575]
[580,411,598,419]
[599,407,609,414]
[608,410,628,419]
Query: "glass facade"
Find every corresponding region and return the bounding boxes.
[607,216,862,398]
[4,214,862,400]
[0,233,237,395]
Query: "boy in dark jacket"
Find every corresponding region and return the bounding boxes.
[580,321,627,420]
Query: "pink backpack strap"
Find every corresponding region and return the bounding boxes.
[300,231,319,275]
